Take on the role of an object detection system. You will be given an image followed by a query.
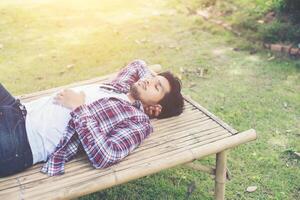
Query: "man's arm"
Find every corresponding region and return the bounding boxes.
[70,104,153,168]
[107,59,153,93]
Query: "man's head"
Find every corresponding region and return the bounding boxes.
[130,71,184,119]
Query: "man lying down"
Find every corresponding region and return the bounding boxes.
[0,60,184,177]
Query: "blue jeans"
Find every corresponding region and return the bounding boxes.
[0,83,33,177]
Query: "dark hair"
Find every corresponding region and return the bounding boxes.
[157,71,184,119]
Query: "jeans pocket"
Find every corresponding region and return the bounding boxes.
[0,106,23,162]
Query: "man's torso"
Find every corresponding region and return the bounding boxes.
[23,84,130,164]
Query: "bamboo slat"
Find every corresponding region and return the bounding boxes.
[184,96,238,134]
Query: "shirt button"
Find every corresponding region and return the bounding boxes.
[15,154,19,157]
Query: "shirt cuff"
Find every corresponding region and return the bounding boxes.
[41,158,65,176]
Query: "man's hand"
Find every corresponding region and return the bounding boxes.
[53,89,86,110]
[144,104,162,118]
[148,64,161,77]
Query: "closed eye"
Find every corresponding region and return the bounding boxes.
[158,80,163,92]
[155,85,159,91]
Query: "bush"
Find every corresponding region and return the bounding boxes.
[259,20,300,43]
[278,0,300,23]
[241,0,300,44]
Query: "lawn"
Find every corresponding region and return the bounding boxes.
[0,0,299,199]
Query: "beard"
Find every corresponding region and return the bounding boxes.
[129,84,141,100]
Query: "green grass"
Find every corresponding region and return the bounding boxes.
[0,0,299,199]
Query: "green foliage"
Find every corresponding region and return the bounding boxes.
[259,20,300,43]
[198,0,217,8]
[278,0,300,23]
[171,0,300,44]
[232,0,300,44]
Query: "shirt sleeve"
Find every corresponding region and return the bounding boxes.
[40,126,81,176]
[107,59,153,93]
[70,104,153,169]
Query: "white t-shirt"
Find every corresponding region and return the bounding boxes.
[22,84,130,164]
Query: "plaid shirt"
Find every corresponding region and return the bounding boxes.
[41,60,153,176]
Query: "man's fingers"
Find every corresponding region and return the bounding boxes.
[53,94,63,105]
[80,91,85,97]
[53,95,59,101]
[56,91,64,97]
[63,88,71,92]
[154,109,160,116]
[149,109,153,116]
[53,98,60,103]
[53,98,60,105]
[144,106,162,117]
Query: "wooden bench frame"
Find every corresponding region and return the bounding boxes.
[0,73,257,200]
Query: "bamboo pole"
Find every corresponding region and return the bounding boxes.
[215,151,227,200]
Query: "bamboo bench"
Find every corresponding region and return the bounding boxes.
[0,73,257,200]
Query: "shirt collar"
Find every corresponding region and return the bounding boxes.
[132,100,144,111]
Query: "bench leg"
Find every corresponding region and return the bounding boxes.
[215,151,227,200]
